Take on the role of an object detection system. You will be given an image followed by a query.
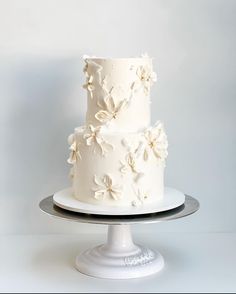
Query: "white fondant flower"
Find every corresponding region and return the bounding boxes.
[143,122,168,162]
[120,153,143,182]
[67,134,82,164]
[101,75,109,93]
[95,92,128,124]
[93,175,122,201]
[83,61,88,74]
[132,65,157,95]
[83,75,95,98]
[121,138,144,157]
[120,153,138,174]
[83,58,103,84]
[68,133,75,145]
[120,139,144,182]
[83,125,113,156]
[131,188,149,207]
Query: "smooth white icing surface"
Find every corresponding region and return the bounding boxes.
[67,55,168,207]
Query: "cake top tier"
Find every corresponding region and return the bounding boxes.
[83,55,157,132]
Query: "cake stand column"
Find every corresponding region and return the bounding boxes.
[75,224,164,279]
[103,225,138,253]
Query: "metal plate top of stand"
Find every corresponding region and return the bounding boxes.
[39,195,199,225]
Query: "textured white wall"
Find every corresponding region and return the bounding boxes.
[1,0,235,234]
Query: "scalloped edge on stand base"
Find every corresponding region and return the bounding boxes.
[75,244,164,279]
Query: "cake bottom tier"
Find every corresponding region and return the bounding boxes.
[68,124,167,207]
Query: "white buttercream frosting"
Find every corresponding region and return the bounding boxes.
[67,54,168,207]
[84,56,156,132]
[68,124,167,206]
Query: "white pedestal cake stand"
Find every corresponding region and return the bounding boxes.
[39,195,199,279]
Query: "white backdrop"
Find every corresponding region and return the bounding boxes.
[1,0,235,235]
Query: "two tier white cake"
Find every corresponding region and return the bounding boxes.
[67,55,168,207]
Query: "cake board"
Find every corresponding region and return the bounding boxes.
[39,194,199,279]
[53,186,186,216]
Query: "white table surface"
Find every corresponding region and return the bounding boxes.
[1,232,236,293]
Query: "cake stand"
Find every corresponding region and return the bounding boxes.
[39,195,199,279]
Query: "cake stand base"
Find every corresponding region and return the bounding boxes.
[40,195,199,279]
[76,224,164,279]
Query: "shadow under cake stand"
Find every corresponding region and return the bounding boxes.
[39,195,199,279]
